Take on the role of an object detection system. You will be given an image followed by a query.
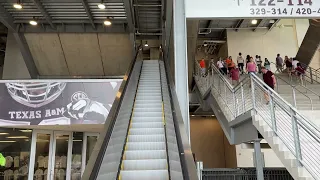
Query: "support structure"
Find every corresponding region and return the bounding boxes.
[173,0,190,142]
[253,140,264,180]
[81,0,96,29]
[123,0,135,33]
[31,0,56,29]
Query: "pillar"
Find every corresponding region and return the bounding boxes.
[253,140,264,180]
[173,0,190,142]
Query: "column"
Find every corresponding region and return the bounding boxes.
[173,0,190,142]
[253,140,264,180]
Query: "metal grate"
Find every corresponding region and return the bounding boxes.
[202,168,294,180]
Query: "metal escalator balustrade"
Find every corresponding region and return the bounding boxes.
[194,62,320,179]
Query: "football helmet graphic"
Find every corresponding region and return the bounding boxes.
[5,82,66,108]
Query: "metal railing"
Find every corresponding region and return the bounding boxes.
[274,74,314,110]
[201,168,293,180]
[194,62,320,179]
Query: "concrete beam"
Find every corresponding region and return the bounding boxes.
[18,23,127,33]
[81,0,96,29]
[12,33,39,78]
[296,20,320,66]
[123,0,135,32]
[235,19,244,32]
[31,0,56,29]
[0,5,16,31]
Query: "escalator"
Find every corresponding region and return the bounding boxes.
[82,55,197,180]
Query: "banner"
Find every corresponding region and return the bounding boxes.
[0,80,122,126]
[186,0,320,18]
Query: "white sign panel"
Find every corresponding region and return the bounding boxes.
[186,0,320,18]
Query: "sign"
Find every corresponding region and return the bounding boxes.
[186,0,320,18]
[0,80,122,126]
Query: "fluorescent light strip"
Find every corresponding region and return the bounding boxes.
[6,136,29,139]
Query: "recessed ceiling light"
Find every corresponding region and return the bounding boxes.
[6,136,29,139]
[251,19,258,25]
[104,20,112,26]
[0,141,16,143]
[29,20,37,26]
[20,130,32,133]
[13,3,22,9]
[98,3,106,9]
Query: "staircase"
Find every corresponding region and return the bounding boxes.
[194,64,320,180]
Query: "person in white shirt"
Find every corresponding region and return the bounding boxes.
[237,52,244,74]
[292,58,299,69]
[216,58,226,75]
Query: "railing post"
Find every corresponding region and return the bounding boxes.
[309,67,313,84]
[269,91,277,134]
[241,82,245,113]
[250,76,256,110]
[290,108,302,167]
[233,91,237,117]
[292,87,297,108]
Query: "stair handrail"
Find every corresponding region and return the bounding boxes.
[274,74,314,110]
[250,73,320,179]
[195,62,320,179]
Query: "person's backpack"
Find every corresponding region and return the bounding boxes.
[0,153,6,167]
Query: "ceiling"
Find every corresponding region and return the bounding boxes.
[198,19,279,40]
[0,0,162,36]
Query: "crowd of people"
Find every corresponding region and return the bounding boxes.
[199,52,306,86]
[198,53,306,104]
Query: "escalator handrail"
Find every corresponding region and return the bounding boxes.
[84,45,142,180]
[162,54,198,180]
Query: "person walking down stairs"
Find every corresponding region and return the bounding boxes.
[261,67,277,105]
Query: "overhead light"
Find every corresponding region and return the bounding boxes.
[251,19,258,25]
[13,3,22,9]
[104,18,112,26]
[191,115,195,117]
[211,115,215,117]
[203,42,208,47]
[144,41,149,47]
[6,136,29,139]
[0,133,9,135]
[20,129,32,133]
[98,3,106,9]
[269,20,275,24]
[0,141,16,143]
[29,20,37,26]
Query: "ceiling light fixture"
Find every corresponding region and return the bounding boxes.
[98,1,106,9]
[6,136,29,139]
[20,129,32,133]
[29,20,37,26]
[104,19,112,26]
[144,41,149,47]
[0,133,9,135]
[251,19,258,25]
[0,141,16,143]
[13,0,22,9]
[203,42,208,47]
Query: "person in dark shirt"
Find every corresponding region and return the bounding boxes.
[262,67,277,105]
[295,63,305,86]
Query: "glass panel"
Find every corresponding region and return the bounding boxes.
[53,134,69,180]
[86,136,98,165]
[71,133,83,180]
[34,133,51,180]
[0,128,32,180]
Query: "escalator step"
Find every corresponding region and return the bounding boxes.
[128,135,165,142]
[124,150,166,160]
[131,122,164,128]
[120,170,168,180]
[126,142,166,151]
[129,128,164,135]
[122,159,167,170]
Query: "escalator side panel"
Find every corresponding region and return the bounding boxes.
[93,61,142,180]
[159,61,184,180]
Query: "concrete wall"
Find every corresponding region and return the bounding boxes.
[3,33,31,79]
[190,116,237,168]
[227,19,318,70]
[217,43,228,59]
[236,143,284,167]
[24,33,133,76]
